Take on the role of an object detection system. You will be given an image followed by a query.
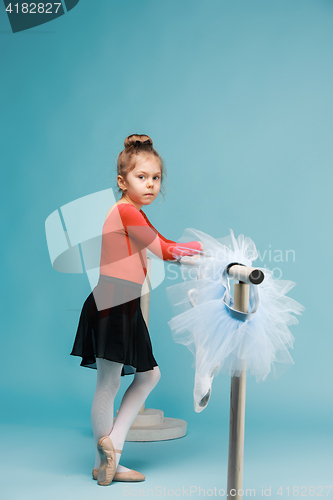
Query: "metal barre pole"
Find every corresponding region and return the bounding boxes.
[226,263,263,499]
[227,280,248,499]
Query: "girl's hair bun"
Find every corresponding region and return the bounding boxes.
[124,134,153,149]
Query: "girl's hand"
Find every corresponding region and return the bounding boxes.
[178,254,201,265]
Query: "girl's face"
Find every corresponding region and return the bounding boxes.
[118,155,162,209]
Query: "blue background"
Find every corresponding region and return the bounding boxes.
[1,0,332,498]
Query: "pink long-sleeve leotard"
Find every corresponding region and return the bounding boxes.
[99,203,202,284]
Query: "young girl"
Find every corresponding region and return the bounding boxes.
[70,134,203,486]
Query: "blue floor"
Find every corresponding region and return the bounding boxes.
[1,421,332,499]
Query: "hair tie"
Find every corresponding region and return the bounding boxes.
[135,139,152,146]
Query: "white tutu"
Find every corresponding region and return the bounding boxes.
[166,229,305,413]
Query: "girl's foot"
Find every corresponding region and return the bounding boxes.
[94,463,131,474]
[109,428,124,470]
[117,464,131,473]
[97,436,121,486]
[92,467,145,482]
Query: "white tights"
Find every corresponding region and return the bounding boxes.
[91,358,161,471]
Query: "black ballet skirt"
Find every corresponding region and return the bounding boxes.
[70,275,158,376]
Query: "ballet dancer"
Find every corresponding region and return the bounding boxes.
[70,134,203,485]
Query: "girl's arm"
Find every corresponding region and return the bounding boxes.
[119,204,202,261]
[141,210,202,260]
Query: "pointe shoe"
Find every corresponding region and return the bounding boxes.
[92,468,145,482]
[97,436,122,486]
[193,364,219,413]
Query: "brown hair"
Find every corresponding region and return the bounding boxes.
[116,134,166,202]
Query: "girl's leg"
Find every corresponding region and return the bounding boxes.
[91,358,123,469]
[109,366,161,468]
